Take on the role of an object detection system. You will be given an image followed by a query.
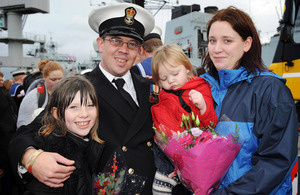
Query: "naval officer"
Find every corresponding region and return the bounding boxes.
[9,2,156,194]
[87,2,156,194]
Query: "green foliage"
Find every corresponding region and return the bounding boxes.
[233,123,240,143]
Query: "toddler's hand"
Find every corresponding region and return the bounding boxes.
[168,171,177,178]
[189,89,207,115]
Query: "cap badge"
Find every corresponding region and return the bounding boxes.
[124,7,136,25]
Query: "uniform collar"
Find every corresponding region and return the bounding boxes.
[99,63,133,87]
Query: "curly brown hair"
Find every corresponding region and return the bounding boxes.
[38,59,64,77]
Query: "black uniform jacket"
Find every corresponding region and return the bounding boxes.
[85,66,156,194]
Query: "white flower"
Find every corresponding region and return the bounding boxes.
[190,128,202,137]
[178,130,189,138]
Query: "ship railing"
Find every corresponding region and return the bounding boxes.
[23,32,46,43]
[0,31,46,43]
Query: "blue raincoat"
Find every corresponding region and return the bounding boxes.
[201,66,298,195]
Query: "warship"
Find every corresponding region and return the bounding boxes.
[26,35,78,75]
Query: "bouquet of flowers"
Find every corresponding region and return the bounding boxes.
[93,149,147,195]
[153,113,244,195]
[93,151,126,195]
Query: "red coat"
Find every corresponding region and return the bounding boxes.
[151,77,218,134]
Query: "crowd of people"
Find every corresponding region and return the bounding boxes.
[0,2,298,195]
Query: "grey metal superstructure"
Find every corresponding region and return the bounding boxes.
[0,0,79,78]
[0,0,49,68]
[164,5,216,68]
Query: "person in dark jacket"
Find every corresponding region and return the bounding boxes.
[199,6,298,194]
[9,3,159,195]
[18,76,104,195]
[0,87,18,195]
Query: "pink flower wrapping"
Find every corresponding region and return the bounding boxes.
[153,114,243,195]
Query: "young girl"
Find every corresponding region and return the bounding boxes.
[22,75,104,195]
[151,45,218,194]
[151,45,218,134]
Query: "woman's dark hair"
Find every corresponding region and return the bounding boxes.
[39,75,103,143]
[202,6,267,77]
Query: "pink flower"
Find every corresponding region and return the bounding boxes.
[196,130,213,143]
[153,113,244,194]
[178,133,194,147]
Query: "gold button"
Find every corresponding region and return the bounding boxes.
[122,146,127,152]
[147,141,152,147]
[128,168,134,175]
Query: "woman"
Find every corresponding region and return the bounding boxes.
[17,59,64,128]
[199,7,298,194]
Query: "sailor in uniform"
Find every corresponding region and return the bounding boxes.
[9,69,27,109]
[132,26,163,77]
